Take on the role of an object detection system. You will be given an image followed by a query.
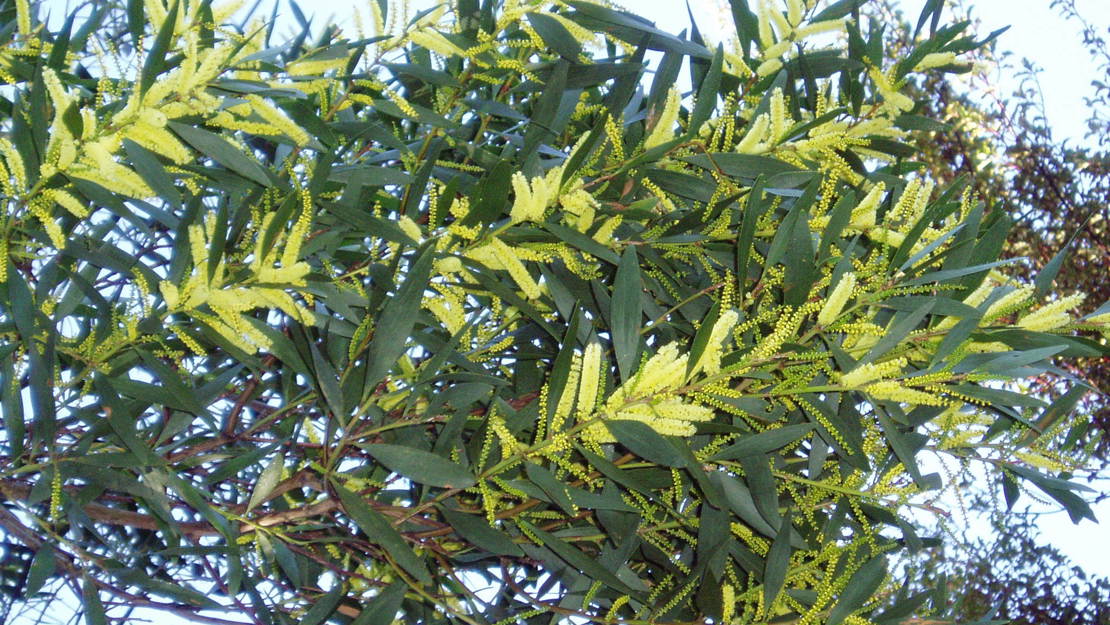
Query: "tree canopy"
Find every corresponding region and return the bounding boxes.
[0,1,1106,624]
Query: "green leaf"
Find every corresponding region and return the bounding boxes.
[126,0,145,48]
[812,0,866,22]
[681,153,802,179]
[612,247,642,383]
[817,192,855,263]
[874,408,927,487]
[82,578,108,625]
[826,556,887,625]
[859,301,935,365]
[123,139,181,210]
[440,507,523,556]
[525,462,578,515]
[738,455,782,529]
[763,511,792,610]
[24,545,55,597]
[736,176,770,297]
[333,482,432,585]
[463,160,513,226]
[521,60,569,165]
[902,258,1018,287]
[140,0,180,95]
[781,188,818,306]
[710,424,814,461]
[545,223,621,265]
[364,444,476,489]
[605,420,686,467]
[563,0,711,59]
[351,580,407,625]
[1033,215,1089,297]
[299,583,344,625]
[519,520,638,595]
[168,122,273,186]
[711,473,778,538]
[688,44,723,134]
[1020,385,1086,447]
[645,168,717,202]
[329,165,413,187]
[246,453,284,512]
[696,503,730,578]
[527,13,582,60]
[362,243,436,393]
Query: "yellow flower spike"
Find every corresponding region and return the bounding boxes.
[1,139,28,191]
[644,86,681,150]
[397,215,423,243]
[914,52,958,71]
[724,49,754,78]
[762,40,792,60]
[839,357,907,389]
[889,178,921,224]
[286,53,349,77]
[246,95,311,146]
[509,166,563,224]
[598,399,713,441]
[795,19,846,40]
[435,256,464,275]
[869,65,914,113]
[70,159,154,199]
[983,286,1033,321]
[621,342,688,400]
[143,0,169,29]
[960,280,996,309]
[692,309,739,376]
[592,216,622,246]
[756,57,783,77]
[16,0,32,36]
[509,172,537,224]
[42,68,72,121]
[50,189,89,219]
[769,88,788,142]
[467,238,542,300]
[123,121,192,164]
[553,352,582,433]
[964,341,1010,353]
[865,381,949,407]
[188,222,208,267]
[575,341,602,418]
[409,29,466,58]
[160,281,181,310]
[650,398,714,424]
[560,189,598,232]
[736,113,770,153]
[1018,293,1086,332]
[755,0,775,48]
[721,583,736,624]
[1087,311,1110,325]
[250,212,276,275]
[212,0,247,24]
[817,272,856,326]
[911,179,934,223]
[545,12,597,45]
[762,0,793,40]
[786,0,805,26]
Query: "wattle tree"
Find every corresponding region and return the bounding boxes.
[0,1,1105,624]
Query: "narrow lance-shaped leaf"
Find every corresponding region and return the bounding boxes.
[612,246,642,382]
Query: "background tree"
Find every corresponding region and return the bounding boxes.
[864,2,1110,623]
[875,0,1110,452]
[0,1,1106,625]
